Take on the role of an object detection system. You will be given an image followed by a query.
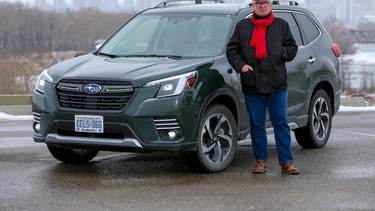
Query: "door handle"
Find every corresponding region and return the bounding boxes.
[307,57,316,64]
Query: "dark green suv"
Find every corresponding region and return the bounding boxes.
[32,0,341,172]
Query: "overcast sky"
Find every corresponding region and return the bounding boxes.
[1,0,128,6]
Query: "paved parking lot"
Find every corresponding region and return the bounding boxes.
[1,111,375,210]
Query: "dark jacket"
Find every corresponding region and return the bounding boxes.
[226,16,298,94]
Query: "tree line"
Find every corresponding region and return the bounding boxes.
[0,2,374,95]
[0,2,133,94]
[0,2,132,57]
[323,17,375,95]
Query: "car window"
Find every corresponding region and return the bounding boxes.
[100,16,160,55]
[274,12,303,47]
[245,12,303,46]
[100,14,234,57]
[295,13,320,45]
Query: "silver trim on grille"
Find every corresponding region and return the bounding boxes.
[154,119,180,130]
[56,80,134,111]
[33,112,42,123]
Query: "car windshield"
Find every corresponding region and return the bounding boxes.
[99,13,234,58]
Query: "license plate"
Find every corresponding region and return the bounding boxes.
[75,115,104,133]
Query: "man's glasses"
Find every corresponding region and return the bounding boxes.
[253,1,271,7]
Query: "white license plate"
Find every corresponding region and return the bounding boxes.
[75,115,104,133]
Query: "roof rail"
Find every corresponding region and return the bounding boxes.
[153,0,225,8]
[273,0,299,6]
[249,0,299,7]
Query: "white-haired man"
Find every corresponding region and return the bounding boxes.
[226,0,300,174]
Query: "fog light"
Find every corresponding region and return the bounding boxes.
[33,123,41,133]
[168,130,177,139]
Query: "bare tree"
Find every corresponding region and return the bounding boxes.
[0,59,40,94]
[371,70,375,93]
[0,3,132,58]
[323,17,358,94]
[357,21,375,31]
[0,3,134,94]
[340,59,353,94]
[323,17,356,55]
[361,71,369,92]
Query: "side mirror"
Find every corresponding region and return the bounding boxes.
[94,39,106,50]
[95,43,103,50]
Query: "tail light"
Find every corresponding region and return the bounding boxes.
[331,44,340,58]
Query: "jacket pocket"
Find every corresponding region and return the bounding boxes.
[241,70,256,89]
[272,65,287,89]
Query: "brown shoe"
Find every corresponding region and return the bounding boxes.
[281,162,300,175]
[252,160,267,173]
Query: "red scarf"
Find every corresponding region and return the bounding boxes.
[250,13,274,59]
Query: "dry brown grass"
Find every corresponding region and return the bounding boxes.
[0,59,43,94]
[0,51,83,94]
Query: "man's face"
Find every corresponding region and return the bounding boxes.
[252,0,272,16]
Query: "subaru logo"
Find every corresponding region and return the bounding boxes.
[83,84,102,94]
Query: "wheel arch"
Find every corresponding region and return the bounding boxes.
[196,88,242,140]
[306,76,336,117]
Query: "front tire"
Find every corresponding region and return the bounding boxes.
[47,145,99,163]
[182,105,238,173]
[294,89,332,148]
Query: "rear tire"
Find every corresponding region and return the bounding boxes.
[182,105,238,173]
[47,145,99,163]
[294,89,332,148]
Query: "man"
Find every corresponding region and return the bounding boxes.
[226,0,300,174]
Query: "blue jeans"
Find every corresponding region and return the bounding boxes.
[244,91,293,165]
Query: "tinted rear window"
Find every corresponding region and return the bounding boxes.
[274,12,303,46]
[295,13,320,45]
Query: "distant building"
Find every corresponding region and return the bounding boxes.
[97,0,120,12]
[134,0,160,11]
[225,0,246,3]
[71,0,120,12]
[123,0,135,12]
[4,0,375,19]
[53,0,67,13]
[35,0,48,9]
[359,15,375,24]
[303,0,374,24]
[340,0,353,23]
[355,0,375,24]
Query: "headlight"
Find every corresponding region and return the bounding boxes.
[144,71,197,98]
[35,69,53,94]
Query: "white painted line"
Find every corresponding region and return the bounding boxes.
[350,132,375,138]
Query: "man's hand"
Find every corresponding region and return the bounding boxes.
[241,64,253,73]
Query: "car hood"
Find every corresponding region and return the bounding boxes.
[48,54,214,87]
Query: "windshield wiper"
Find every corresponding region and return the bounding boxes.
[118,54,182,60]
[148,54,182,60]
[97,52,120,58]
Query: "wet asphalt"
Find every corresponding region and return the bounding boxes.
[1,111,375,210]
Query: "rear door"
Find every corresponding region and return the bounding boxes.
[274,11,320,121]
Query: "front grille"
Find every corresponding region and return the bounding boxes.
[56,79,134,111]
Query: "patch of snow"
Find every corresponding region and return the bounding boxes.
[0,112,33,121]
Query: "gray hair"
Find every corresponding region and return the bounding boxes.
[253,0,272,2]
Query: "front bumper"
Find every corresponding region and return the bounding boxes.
[32,83,200,152]
[33,119,196,152]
